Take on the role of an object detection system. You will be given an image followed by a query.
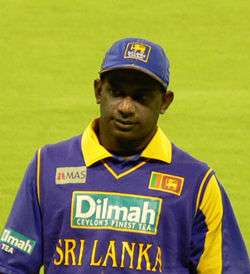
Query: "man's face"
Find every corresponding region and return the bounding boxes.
[94,69,173,153]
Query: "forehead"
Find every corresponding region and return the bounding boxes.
[101,69,164,90]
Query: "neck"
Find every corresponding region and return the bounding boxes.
[97,122,156,156]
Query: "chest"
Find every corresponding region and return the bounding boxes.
[40,159,203,272]
[40,159,198,235]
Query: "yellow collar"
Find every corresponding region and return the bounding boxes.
[81,120,172,167]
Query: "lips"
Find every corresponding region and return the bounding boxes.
[115,118,135,125]
[113,118,137,131]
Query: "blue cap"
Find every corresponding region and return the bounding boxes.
[100,38,170,88]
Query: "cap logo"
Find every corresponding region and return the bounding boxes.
[124,42,151,63]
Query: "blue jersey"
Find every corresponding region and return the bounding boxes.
[0,120,249,273]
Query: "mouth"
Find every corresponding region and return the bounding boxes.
[113,118,137,131]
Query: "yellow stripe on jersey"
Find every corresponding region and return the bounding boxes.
[196,175,223,274]
[195,168,213,214]
[36,148,41,205]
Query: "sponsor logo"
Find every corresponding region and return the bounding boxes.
[149,172,184,196]
[56,166,87,185]
[71,191,162,234]
[124,42,151,63]
[1,242,14,254]
[0,228,36,255]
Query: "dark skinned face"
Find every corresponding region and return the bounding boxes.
[94,69,174,156]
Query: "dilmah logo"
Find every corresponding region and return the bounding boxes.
[71,191,162,235]
[0,228,36,255]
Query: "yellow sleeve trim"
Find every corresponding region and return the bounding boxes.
[36,148,41,205]
[195,168,213,214]
[197,175,223,274]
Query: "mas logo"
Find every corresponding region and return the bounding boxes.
[0,228,36,255]
[71,191,162,235]
[124,42,151,63]
[56,166,87,185]
[149,172,184,196]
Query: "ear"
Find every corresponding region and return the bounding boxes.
[94,79,102,104]
[160,90,174,114]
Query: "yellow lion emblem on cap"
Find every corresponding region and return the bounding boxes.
[131,43,146,53]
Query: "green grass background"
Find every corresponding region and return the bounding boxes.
[0,0,249,269]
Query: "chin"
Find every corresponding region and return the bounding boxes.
[112,129,139,142]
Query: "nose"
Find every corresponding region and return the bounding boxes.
[117,96,136,116]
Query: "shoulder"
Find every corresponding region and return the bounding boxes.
[171,143,209,170]
[39,134,83,162]
[169,143,213,193]
[41,134,82,153]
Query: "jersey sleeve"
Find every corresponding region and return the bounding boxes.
[0,151,43,274]
[190,173,250,274]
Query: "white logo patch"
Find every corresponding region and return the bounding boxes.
[56,166,87,185]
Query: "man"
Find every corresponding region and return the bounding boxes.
[0,38,249,273]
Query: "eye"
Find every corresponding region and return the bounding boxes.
[108,87,123,97]
[133,92,150,104]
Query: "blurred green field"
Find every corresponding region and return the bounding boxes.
[0,0,249,270]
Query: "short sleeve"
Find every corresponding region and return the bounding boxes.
[0,152,43,274]
[190,174,250,274]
